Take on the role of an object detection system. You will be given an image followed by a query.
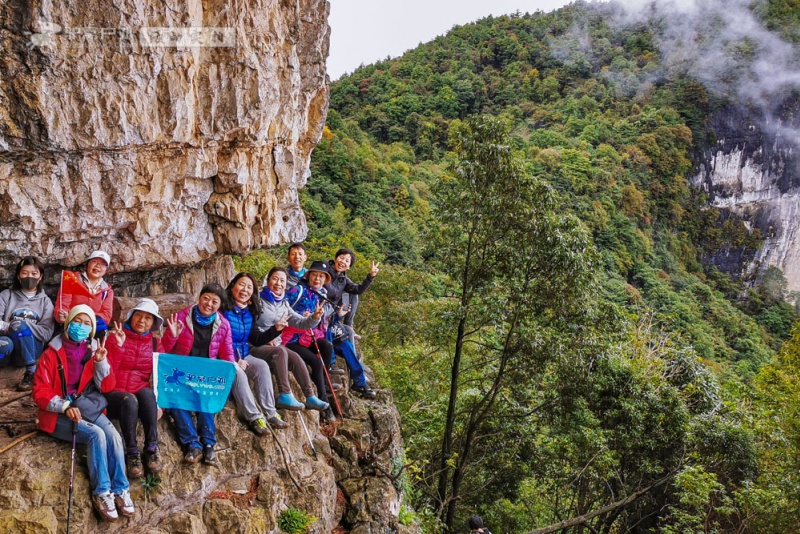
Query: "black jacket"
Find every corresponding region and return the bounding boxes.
[324,263,375,307]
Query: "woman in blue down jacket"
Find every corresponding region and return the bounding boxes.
[222,272,290,434]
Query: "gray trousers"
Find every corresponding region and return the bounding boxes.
[230,355,277,421]
[249,344,315,397]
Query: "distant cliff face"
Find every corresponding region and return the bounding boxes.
[691,96,800,292]
[0,0,330,292]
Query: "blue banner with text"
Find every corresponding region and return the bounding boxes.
[153,353,236,413]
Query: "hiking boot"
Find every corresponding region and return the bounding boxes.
[276,392,304,411]
[304,395,329,411]
[143,447,163,474]
[92,491,119,522]
[183,447,202,464]
[250,417,268,436]
[17,371,34,391]
[352,384,377,400]
[114,488,135,517]
[126,453,144,479]
[322,406,338,424]
[202,445,217,466]
[327,364,346,376]
[267,415,289,429]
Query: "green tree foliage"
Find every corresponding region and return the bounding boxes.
[315,3,787,375]
[739,323,800,532]
[294,1,800,530]
[429,115,596,530]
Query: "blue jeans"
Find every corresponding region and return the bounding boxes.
[0,334,43,371]
[169,409,216,450]
[333,339,367,387]
[51,414,128,495]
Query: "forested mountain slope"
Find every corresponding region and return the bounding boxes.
[287,1,800,531]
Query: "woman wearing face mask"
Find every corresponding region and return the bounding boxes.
[251,267,327,414]
[105,299,165,479]
[32,305,133,522]
[161,283,235,466]
[0,256,55,391]
[54,250,114,337]
[222,272,289,434]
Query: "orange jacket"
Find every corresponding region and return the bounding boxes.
[53,271,114,324]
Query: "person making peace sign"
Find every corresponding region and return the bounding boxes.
[105,299,166,478]
[32,304,133,522]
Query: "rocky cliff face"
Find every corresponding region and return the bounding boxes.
[0,364,416,533]
[691,96,800,292]
[0,1,418,531]
[0,0,330,293]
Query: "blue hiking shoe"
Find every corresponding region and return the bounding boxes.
[276,393,304,411]
[304,395,329,411]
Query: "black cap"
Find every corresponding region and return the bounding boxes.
[306,260,332,284]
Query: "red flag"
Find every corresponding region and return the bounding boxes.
[61,270,91,299]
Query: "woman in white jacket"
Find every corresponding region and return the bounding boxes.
[251,266,326,411]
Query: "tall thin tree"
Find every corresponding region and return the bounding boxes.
[430,115,596,531]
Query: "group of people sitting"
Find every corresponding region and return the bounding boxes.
[0,244,379,522]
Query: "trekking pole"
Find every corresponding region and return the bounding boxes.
[307,329,343,418]
[296,411,318,460]
[66,420,77,534]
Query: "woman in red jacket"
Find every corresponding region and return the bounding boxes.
[106,298,164,479]
[32,305,133,522]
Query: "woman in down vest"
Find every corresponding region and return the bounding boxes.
[222,272,289,434]
[106,298,165,479]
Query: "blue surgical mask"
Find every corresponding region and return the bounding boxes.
[67,322,92,342]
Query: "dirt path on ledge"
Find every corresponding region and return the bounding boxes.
[0,367,39,452]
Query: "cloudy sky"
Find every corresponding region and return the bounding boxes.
[327,0,573,80]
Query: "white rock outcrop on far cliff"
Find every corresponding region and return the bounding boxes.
[692,103,800,292]
[0,0,330,289]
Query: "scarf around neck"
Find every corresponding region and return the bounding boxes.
[288,266,306,278]
[192,306,216,327]
[260,288,285,304]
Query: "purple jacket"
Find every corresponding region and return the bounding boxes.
[161,306,235,362]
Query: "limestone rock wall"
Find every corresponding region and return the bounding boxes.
[0,0,330,289]
[691,98,800,291]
